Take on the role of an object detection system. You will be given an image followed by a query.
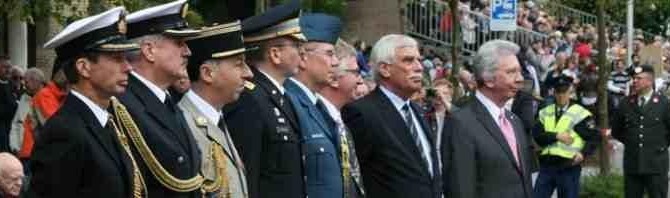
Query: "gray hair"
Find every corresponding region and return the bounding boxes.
[11,65,25,76]
[472,40,520,85]
[126,34,165,64]
[24,68,46,84]
[369,34,418,82]
[334,38,357,75]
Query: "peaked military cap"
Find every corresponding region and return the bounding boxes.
[632,64,655,76]
[186,21,251,81]
[555,75,574,91]
[242,0,305,43]
[126,0,200,39]
[44,7,138,74]
[299,13,342,44]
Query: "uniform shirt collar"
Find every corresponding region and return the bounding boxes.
[259,69,285,95]
[476,91,504,126]
[318,95,342,123]
[289,78,318,104]
[185,90,221,125]
[639,90,653,103]
[380,85,410,113]
[70,90,109,127]
[132,71,167,103]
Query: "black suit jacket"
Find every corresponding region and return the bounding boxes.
[442,98,533,198]
[342,88,442,198]
[118,75,201,198]
[0,82,17,152]
[29,94,133,198]
[223,66,304,198]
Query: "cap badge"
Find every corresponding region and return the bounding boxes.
[118,19,127,34]
[634,67,642,74]
[653,97,659,103]
[181,4,189,19]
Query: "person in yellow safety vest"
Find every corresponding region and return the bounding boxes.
[532,75,600,198]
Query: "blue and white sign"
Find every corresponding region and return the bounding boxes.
[490,0,517,31]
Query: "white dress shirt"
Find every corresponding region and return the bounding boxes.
[70,90,109,127]
[132,71,167,103]
[259,69,285,95]
[184,90,221,125]
[380,86,434,176]
[289,78,318,104]
[476,91,506,127]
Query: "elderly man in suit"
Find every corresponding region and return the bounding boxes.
[318,39,365,198]
[443,39,532,198]
[29,7,144,197]
[116,1,204,197]
[283,13,345,198]
[223,1,306,197]
[178,21,252,198]
[342,34,442,198]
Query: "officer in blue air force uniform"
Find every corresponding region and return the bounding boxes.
[283,13,345,198]
[612,65,670,198]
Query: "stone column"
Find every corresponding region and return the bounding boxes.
[8,19,27,69]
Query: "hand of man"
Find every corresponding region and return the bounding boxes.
[572,152,584,165]
[556,132,574,145]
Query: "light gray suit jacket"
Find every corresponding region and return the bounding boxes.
[179,96,248,198]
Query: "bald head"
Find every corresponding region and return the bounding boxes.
[0,153,23,197]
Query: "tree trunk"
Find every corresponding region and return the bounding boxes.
[596,0,611,175]
[449,0,462,98]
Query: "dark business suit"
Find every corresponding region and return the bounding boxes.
[342,87,442,198]
[223,66,304,198]
[0,81,17,152]
[29,94,133,198]
[118,75,201,198]
[284,79,343,198]
[443,98,533,198]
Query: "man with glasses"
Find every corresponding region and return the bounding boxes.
[223,1,305,197]
[318,39,366,198]
[283,13,344,198]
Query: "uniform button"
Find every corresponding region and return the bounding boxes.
[283,135,288,141]
[320,147,325,152]
[639,143,643,147]
[640,125,644,129]
[639,134,644,138]
[178,156,184,163]
[640,116,644,119]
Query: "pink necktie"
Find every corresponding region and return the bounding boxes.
[499,112,520,166]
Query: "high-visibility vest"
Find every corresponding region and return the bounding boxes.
[538,103,592,159]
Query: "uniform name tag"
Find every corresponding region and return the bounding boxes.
[276,126,290,133]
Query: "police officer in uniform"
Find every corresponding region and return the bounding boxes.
[223,1,305,197]
[113,0,204,197]
[179,21,252,198]
[533,75,599,198]
[29,7,145,197]
[612,65,670,198]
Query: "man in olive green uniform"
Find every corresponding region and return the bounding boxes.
[612,65,670,198]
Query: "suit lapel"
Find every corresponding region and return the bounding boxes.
[507,111,527,175]
[285,80,334,140]
[67,95,130,181]
[472,100,521,171]
[128,75,190,151]
[252,67,300,131]
[372,88,431,175]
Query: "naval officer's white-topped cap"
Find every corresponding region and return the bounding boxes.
[44,6,138,73]
[126,0,200,39]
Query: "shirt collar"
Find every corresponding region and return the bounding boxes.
[318,95,342,123]
[259,69,285,95]
[475,91,504,125]
[185,90,221,125]
[70,90,109,127]
[289,78,318,104]
[640,90,654,103]
[380,85,410,112]
[132,71,167,103]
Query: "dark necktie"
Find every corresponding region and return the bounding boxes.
[164,94,175,113]
[401,104,432,176]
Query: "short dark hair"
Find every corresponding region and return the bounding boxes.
[61,51,101,84]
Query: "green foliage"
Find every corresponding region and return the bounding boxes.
[555,0,670,36]
[304,0,346,16]
[579,173,624,198]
